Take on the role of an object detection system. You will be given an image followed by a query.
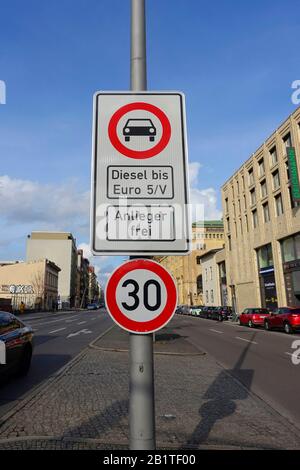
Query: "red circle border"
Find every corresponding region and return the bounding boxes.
[105,259,177,333]
[108,102,171,159]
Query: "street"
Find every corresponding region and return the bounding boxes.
[0,309,113,419]
[1,311,300,449]
[175,314,300,428]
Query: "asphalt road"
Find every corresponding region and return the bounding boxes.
[174,314,300,429]
[0,309,113,419]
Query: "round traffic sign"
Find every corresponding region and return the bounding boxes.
[108,102,171,159]
[105,259,177,333]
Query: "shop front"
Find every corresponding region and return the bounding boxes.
[257,244,278,309]
[281,233,300,306]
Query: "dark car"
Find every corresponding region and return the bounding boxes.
[0,312,33,378]
[211,306,233,321]
[175,305,190,315]
[123,119,156,142]
[86,303,99,310]
[264,307,300,334]
[239,308,271,327]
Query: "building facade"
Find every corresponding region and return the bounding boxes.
[76,249,90,308]
[26,232,78,308]
[222,106,300,312]
[0,259,60,311]
[155,220,224,305]
[199,249,223,306]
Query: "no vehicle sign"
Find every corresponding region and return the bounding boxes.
[105,259,177,333]
[91,92,190,255]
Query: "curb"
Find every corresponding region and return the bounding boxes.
[88,325,206,356]
[0,324,114,431]
[0,434,268,450]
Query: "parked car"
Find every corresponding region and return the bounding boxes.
[199,306,210,318]
[190,305,203,317]
[176,305,190,315]
[239,308,271,327]
[206,307,219,319]
[211,306,233,321]
[86,303,99,310]
[264,307,300,334]
[0,311,34,379]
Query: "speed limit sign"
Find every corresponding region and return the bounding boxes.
[105,259,177,333]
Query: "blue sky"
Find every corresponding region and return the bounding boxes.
[1,0,300,283]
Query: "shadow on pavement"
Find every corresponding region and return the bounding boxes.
[61,399,129,439]
[185,332,256,448]
[0,353,72,417]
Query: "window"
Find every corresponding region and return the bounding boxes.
[225,198,228,213]
[210,266,213,280]
[250,188,256,205]
[206,291,209,303]
[260,180,267,198]
[242,175,245,190]
[263,202,270,223]
[258,159,265,177]
[283,132,292,151]
[281,237,295,262]
[238,199,241,213]
[245,214,248,232]
[0,314,18,335]
[289,186,300,209]
[248,169,254,186]
[210,290,214,303]
[269,146,277,166]
[257,244,273,269]
[272,170,280,190]
[227,217,230,232]
[252,209,258,228]
[205,268,208,281]
[236,180,239,194]
[244,194,246,209]
[196,256,201,265]
[228,235,232,251]
[197,275,203,294]
[240,218,243,234]
[281,234,300,262]
[275,193,284,216]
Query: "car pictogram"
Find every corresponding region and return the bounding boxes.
[123,118,156,142]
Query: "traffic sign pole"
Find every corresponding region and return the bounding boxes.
[129,0,156,450]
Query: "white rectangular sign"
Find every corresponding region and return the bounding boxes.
[91,91,190,255]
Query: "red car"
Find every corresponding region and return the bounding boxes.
[239,308,270,327]
[264,307,300,334]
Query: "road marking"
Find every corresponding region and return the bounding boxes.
[235,336,258,345]
[49,327,67,334]
[285,352,293,356]
[67,329,92,338]
[29,315,80,327]
[209,329,223,334]
[77,321,87,325]
[65,318,80,323]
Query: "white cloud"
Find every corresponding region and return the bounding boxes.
[188,162,222,221]
[188,161,202,187]
[0,175,89,227]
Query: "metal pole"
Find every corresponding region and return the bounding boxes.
[129,0,155,450]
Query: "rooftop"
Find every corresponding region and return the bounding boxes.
[192,220,223,228]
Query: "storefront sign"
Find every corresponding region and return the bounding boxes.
[287,147,300,202]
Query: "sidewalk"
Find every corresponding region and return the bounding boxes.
[0,318,300,450]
